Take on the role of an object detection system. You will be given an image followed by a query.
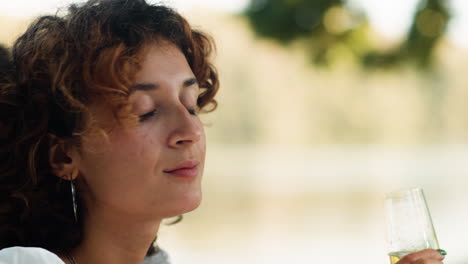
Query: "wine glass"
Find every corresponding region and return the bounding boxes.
[384,188,439,264]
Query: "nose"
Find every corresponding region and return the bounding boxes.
[167,107,202,148]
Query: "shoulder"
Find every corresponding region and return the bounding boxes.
[0,247,64,264]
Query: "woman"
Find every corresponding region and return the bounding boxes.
[0,0,217,263]
[0,0,447,263]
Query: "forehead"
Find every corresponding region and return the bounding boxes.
[135,42,193,83]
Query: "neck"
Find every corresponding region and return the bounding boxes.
[70,208,162,264]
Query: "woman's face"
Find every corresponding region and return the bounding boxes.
[75,42,205,219]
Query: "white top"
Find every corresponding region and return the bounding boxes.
[0,247,65,264]
[0,246,170,264]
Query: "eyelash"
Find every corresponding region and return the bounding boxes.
[139,107,198,122]
[139,109,158,122]
[188,108,197,116]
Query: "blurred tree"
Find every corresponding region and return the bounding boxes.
[244,0,451,69]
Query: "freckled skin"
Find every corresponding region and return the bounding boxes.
[75,43,206,220]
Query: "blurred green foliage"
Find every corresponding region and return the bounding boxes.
[244,0,451,69]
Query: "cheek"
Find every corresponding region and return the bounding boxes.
[198,129,207,167]
[80,129,163,184]
[201,132,206,155]
[108,130,163,170]
[77,130,167,211]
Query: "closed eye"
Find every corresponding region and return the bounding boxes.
[188,108,197,116]
[139,109,158,122]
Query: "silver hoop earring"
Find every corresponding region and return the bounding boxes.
[70,180,78,222]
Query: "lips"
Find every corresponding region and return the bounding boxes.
[163,160,199,178]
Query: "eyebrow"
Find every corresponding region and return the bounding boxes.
[130,77,199,94]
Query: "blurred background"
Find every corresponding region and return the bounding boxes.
[2,0,468,263]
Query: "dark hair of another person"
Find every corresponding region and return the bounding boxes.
[0,0,218,254]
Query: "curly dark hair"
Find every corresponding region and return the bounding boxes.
[0,0,218,253]
[0,45,9,73]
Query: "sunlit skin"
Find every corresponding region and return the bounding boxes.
[52,41,205,264]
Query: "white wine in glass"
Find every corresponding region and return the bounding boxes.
[385,188,439,264]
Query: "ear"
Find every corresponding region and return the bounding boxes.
[48,133,80,180]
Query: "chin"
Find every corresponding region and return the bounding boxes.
[183,188,203,212]
[163,189,202,218]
